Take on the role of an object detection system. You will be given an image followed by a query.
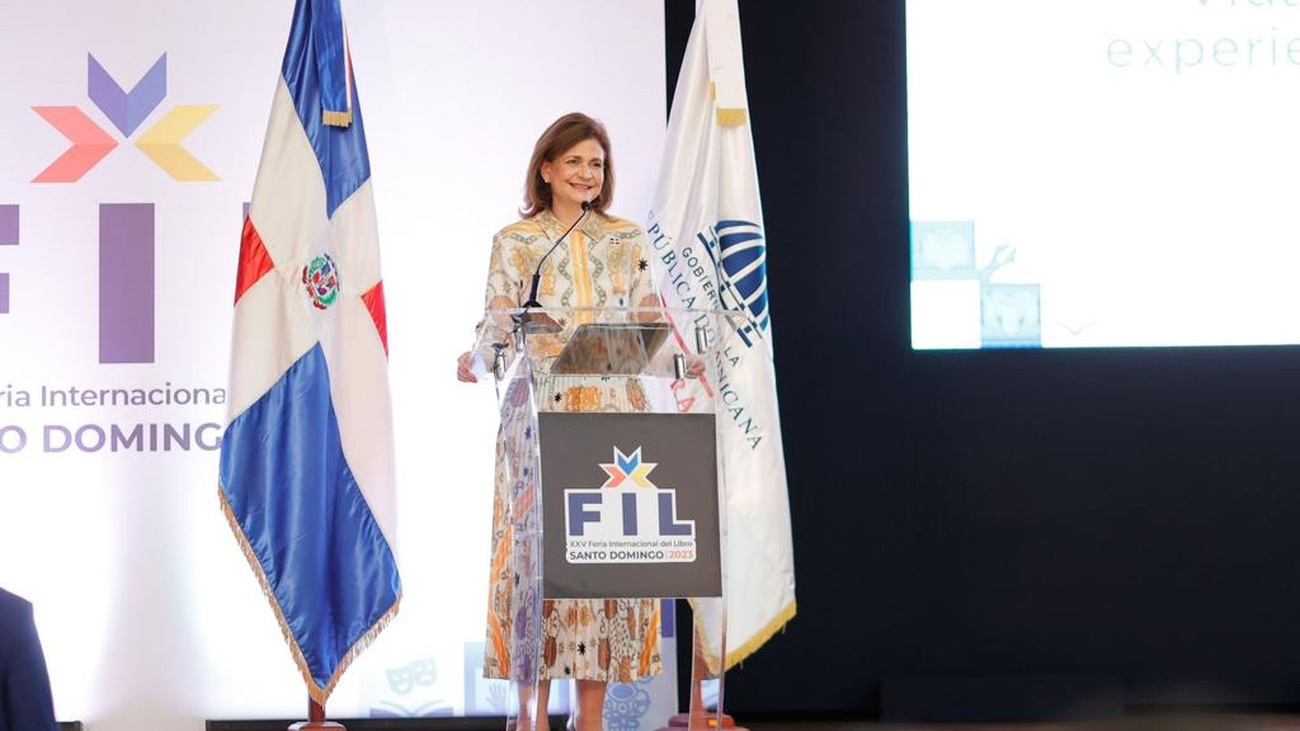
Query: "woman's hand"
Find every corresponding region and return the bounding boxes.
[685,354,706,378]
[456,351,478,383]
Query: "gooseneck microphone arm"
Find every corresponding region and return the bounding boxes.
[523,200,592,309]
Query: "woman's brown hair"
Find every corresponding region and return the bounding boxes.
[521,112,615,218]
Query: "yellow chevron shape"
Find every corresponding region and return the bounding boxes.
[135,105,220,181]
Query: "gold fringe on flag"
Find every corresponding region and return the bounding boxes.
[322,109,353,128]
[689,597,797,674]
[218,483,401,704]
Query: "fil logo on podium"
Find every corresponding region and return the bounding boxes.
[564,446,698,565]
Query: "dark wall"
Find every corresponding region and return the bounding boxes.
[667,0,1300,718]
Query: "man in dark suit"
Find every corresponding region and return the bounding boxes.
[0,587,58,731]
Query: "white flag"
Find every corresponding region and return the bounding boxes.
[648,0,796,671]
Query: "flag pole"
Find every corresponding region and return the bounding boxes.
[223,2,400,729]
[652,1,795,728]
[658,620,747,731]
[289,698,344,730]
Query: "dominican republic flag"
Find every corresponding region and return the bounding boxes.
[648,0,795,671]
[218,0,400,704]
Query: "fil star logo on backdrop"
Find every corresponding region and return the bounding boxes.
[564,446,698,565]
[14,53,221,364]
[0,49,229,458]
[32,53,218,183]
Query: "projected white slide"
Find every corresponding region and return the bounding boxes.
[908,0,1300,349]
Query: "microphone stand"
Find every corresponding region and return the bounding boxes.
[517,201,592,334]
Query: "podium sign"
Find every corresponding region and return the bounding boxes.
[539,411,722,599]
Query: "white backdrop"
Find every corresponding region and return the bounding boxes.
[0,1,666,729]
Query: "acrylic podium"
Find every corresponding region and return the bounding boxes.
[469,305,742,731]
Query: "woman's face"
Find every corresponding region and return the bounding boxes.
[541,137,605,214]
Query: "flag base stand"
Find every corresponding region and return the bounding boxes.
[289,699,345,731]
[656,640,748,731]
[660,713,747,731]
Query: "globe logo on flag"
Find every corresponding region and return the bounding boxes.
[714,219,771,342]
[303,254,340,310]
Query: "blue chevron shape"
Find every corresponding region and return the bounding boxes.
[617,447,639,475]
[88,53,167,138]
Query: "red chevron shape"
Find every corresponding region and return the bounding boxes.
[32,106,118,183]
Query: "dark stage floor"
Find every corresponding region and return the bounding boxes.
[205,711,1300,731]
[743,713,1300,731]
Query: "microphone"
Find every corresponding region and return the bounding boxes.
[523,200,593,309]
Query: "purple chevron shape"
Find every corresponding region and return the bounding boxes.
[88,53,167,138]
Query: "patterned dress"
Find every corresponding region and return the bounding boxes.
[480,209,664,683]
